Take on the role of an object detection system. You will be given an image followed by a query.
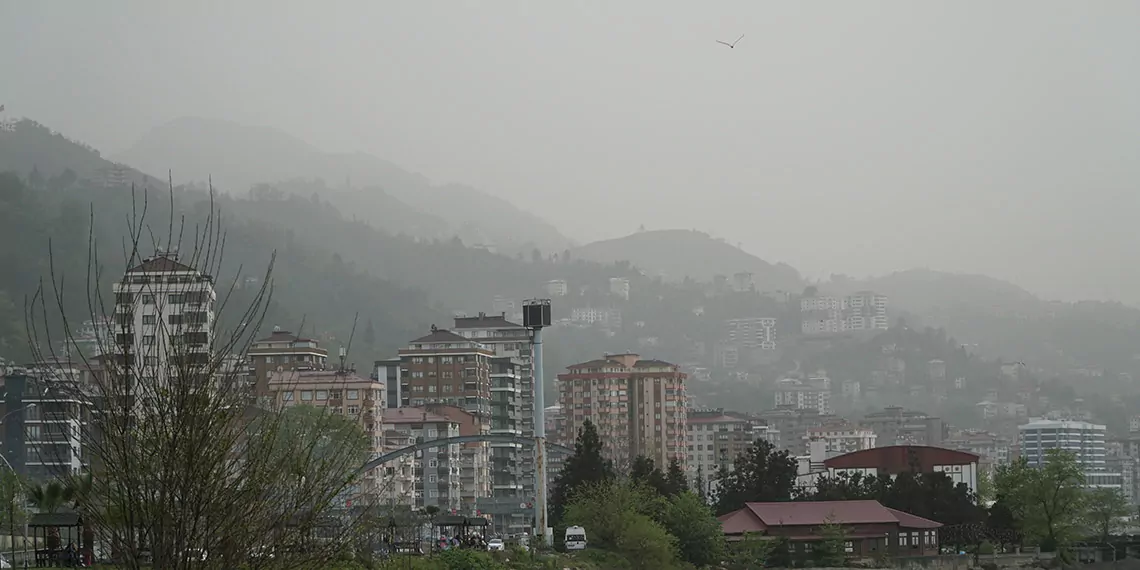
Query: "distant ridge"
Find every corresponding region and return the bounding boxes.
[572,229,803,291]
[114,117,573,253]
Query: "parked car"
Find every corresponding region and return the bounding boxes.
[486,538,505,551]
[564,525,587,551]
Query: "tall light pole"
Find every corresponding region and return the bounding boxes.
[522,299,551,546]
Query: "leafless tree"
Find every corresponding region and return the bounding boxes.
[24,180,402,570]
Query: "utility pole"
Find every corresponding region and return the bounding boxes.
[523,299,552,546]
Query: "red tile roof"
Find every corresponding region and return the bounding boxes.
[719,500,942,534]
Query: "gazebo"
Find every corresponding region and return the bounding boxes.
[28,512,82,568]
[433,515,489,549]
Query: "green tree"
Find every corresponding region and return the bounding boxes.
[0,471,26,565]
[661,491,724,567]
[664,458,687,497]
[550,420,613,525]
[630,455,668,497]
[724,532,773,570]
[713,439,797,515]
[995,451,1086,555]
[815,516,849,566]
[1084,487,1129,542]
[562,481,677,570]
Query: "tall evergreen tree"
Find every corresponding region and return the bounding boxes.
[550,420,613,524]
[665,458,687,496]
[630,455,669,497]
[713,439,797,515]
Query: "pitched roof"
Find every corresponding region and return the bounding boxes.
[566,359,615,369]
[633,359,678,368]
[408,328,471,344]
[719,501,943,534]
[885,507,942,529]
[125,255,197,274]
[743,501,898,527]
[255,330,315,343]
[382,407,453,425]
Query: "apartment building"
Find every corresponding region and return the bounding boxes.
[945,430,1012,468]
[570,307,621,328]
[0,366,89,480]
[557,353,687,470]
[756,407,836,453]
[266,369,387,500]
[773,378,832,415]
[1019,419,1122,491]
[397,326,494,415]
[452,313,535,503]
[382,407,462,511]
[112,252,217,385]
[609,278,631,300]
[804,423,877,456]
[862,407,947,447]
[545,280,568,297]
[424,404,491,512]
[801,291,888,335]
[725,317,777,350]
[248,328,329,395]
[686,410,756,492]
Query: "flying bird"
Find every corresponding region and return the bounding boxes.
[716,34,745,49]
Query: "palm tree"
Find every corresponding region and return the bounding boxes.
[65,472,94,564]
[27,479,73,549]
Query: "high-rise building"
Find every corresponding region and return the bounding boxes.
[546,280,568,297]
[394,327,495,512]
[557,353,687,469]
[1019,419,1122,491]
[111,252,216,386]
[804,423,877,456]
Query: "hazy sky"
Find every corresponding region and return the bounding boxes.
[3,1,1139,301]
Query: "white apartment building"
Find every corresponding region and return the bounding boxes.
[570,307,621,328]
[112,252,217,385]
[725,317,777,350]
[545,280,568,297]
[609,277,631,300]
[801,292,888,335]
[1019,419,1121,490]
[773,378,832,415]
[803,425,876,455]
[686,412,756,492]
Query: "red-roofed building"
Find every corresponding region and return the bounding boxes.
[719,500,941,558]
[822,446,980,496]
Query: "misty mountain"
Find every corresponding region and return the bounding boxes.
[572,229,803,291]
[828,269,1046,318]
[113,117,572,253]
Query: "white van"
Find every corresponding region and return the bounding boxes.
[564,526,587,551]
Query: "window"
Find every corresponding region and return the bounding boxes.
[412,371,424,378]
[282,392,294,402]
[141,294,155,305]
[413,357,423,364]
[348,390,360,400]
[844,541,854,553]
[142,315,156,325]
[330,390,342,399]
[910,532,919,548]
[168,293,184,304]
[143,335,156,346]
[441,356,453,364]
[428,429,438,438]
[348,406,359,415]
[428,475,437,483]
[301,390,313,401]
[428,459,438,468]
[442,371,453,379]
[899,534,908,547]
[316,390,328,400]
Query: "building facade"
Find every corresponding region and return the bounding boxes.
[773,378,832,415]
[557,353,687,470]
[248,328,329,395]
[1019,419,1121,491]
[724,318,776,350]
[382,407,462,511]
[1,366,89,480]
[862,407,946,447]
[112,252,217,386]
[266,369,387,501]
[686,410,757,495]
[801,292,888,335]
